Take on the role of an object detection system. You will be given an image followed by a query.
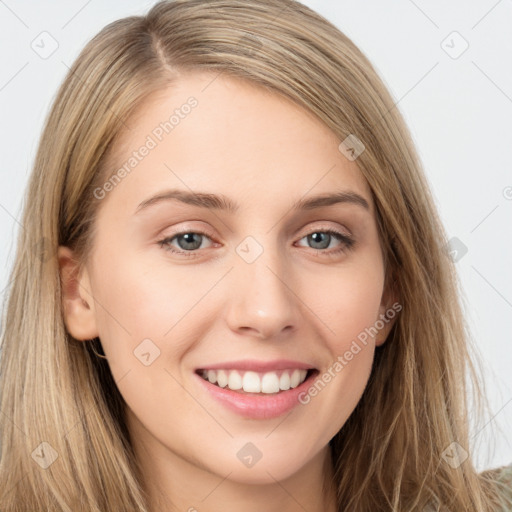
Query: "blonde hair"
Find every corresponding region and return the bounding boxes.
[0,0,509,510]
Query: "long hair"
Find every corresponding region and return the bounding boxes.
[0,0,509,510]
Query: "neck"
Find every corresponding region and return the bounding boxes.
[129,421,337,512]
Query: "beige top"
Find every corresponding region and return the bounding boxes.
[488,463,512,511]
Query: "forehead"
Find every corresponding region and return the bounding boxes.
[100,70,372,215]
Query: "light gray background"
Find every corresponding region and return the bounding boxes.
[0,1,511,471]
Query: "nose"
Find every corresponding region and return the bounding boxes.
[224,247,301,340]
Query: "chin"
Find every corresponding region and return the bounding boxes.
[205,451,313,485]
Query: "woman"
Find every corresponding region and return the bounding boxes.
[0,0,510,510]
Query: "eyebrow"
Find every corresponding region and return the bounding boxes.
[134,188,370,215]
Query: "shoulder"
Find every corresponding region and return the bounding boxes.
[487,462,512,486]
[480,462,512,511]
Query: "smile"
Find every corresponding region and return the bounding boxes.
[197,368,310,394]
[194,360,319,420]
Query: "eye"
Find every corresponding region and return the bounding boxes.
[296,229,355,256]
[157,227,355,258]
[158,230,216,258]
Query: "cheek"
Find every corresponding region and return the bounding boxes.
[87,255,202,430]
[295,260,384,437]
[90,250,209,349]
[310,260,385,350]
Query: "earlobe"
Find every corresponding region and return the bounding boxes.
[58,246,99,340]
[374,304,397,347]
[375,278,400,347]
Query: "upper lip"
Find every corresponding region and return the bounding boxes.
[196,359,316,373]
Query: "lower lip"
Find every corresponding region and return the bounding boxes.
[194,370,318,420]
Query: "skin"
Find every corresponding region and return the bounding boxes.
[59,71,397,512]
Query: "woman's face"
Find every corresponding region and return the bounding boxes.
[60,71,396,486]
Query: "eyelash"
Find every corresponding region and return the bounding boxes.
[157,227,355,259]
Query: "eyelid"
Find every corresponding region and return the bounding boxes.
[158,222,217,240]
[158,220,352,243]
[300,221,352,237]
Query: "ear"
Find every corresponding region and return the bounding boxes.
[58,246,99,340]
[374,274,400,347]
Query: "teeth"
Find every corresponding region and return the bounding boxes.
[216,370,228,388]
[279,371,291,391]
[290,369,301,388]
[261,372,280,393]
[200,368,309,393]
[243,371,261,393]
[228,370,243,390]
